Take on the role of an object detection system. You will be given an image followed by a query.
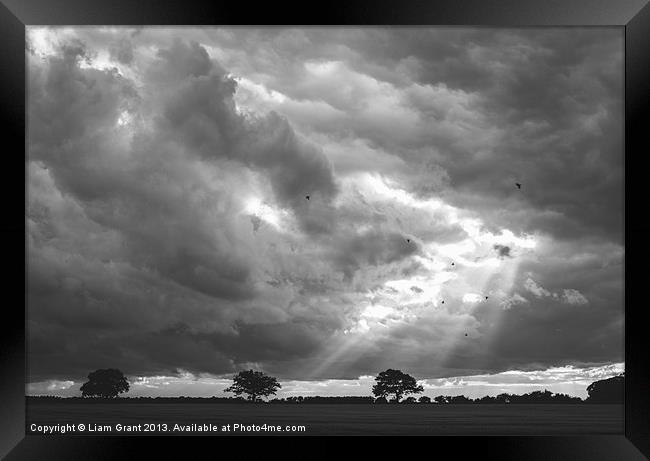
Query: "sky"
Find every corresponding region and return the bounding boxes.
[26,27,624,398]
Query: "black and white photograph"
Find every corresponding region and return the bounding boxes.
[25,26,624,435]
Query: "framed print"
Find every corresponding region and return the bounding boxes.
[2,0,649,459]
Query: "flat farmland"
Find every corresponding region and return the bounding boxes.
[27,403,623,435]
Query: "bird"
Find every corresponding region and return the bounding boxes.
[515,183,522,190]
[464,333,468,337]
[451,262,455,266]
[485,296,489,300]
[406,238,411,243]
[441,300,445,304]
[305,195,310,200]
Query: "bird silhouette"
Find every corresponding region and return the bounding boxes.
[441,300,445,304]
[406,238,411,243]
[515,183,521,190]
[305,195,310,200]
[464,333,468,337]
[485,296,489,300]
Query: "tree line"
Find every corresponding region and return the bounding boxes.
[61,367,624,404]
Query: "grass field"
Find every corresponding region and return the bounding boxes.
[27,402,623,435]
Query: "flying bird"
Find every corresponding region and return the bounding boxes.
[406,238,411,243]
[485,296,489,300]
[305,195,310,200]
[515,183,522,190]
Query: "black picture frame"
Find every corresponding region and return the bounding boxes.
[2,0,648,458]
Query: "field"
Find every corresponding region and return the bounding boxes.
[27,402,623,435]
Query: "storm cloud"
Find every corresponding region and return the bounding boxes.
[27,27,623,393]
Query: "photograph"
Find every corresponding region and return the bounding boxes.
[25,26,625,436]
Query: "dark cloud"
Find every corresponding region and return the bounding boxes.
[414,30,623,243]
[209,28,622,243]
[151,38,214,81]
[238,112,339,212]
[27,36,343,380]
[108,37,134,65]
[26,28,623,386]
[465,299,623,373]
[29,41,136,152]
[149,40,339,235]
[494,244,511,258]
[332,230,421,280]
[249,214,262,232]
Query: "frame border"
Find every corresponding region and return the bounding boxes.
[2,0,648,458]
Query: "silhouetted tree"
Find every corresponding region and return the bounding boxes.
[403,396,417,404]
[297,396,374,404]
[586,374,624,404]
[434,395,473,404]
[449,395,472,404]
[374,396,388,404]
[510,389,581,404]
[372,369,424,403]
[80,369,129,398]
[522,390,553,403]
[224,370,281,402]
[476,395,497,404]
[418,396,432,404]
[551,393,582,403]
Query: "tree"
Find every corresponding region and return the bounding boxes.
[80,368,129,398]
[449,395,472,404]
[372,369,424,403]
[403,396,417,404]
[586,374,624,404]
[418,396,432,404]
[224,370,281,402]
[551,393,582,404]
[476,395,497,404]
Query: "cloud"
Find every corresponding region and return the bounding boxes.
[501,293,529,310]
[562,289,589,305]
[462,293,483,304]
[108,37,134,65]
[332,229,421,280]
[26,28,623,385]
[523,277,553,298]
[493,244,511,258]
[207,28,622,243]
[520,274,590,307]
